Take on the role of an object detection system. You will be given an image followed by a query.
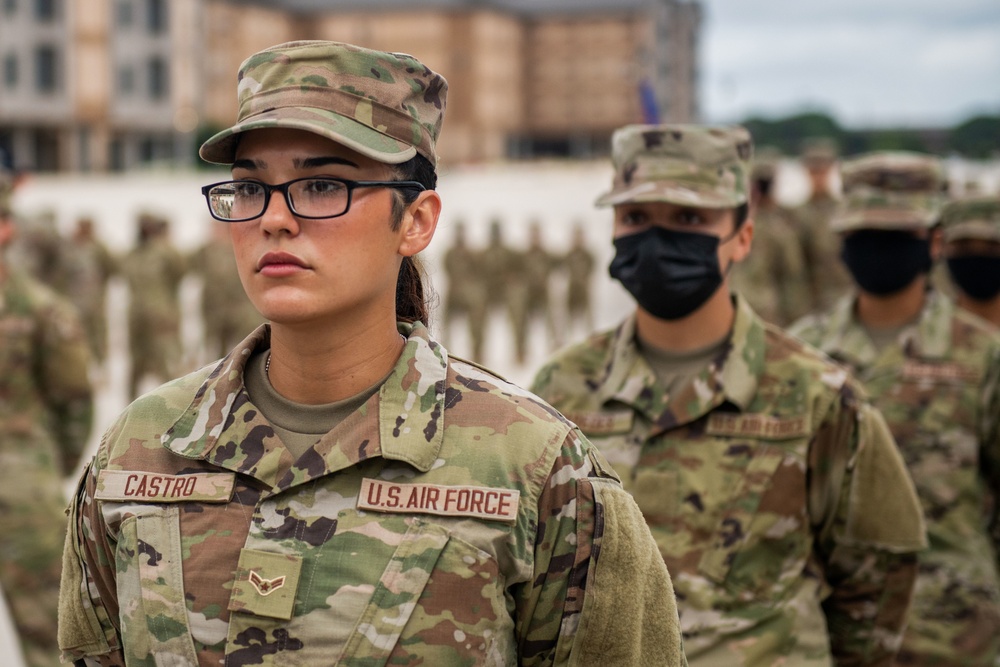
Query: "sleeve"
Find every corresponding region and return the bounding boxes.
[37,294,94,475]
[57,458,127,666]
[976,343,1000,558]
[513,429,686,667]
[810,387,926,665]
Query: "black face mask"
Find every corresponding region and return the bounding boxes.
[947,255,1000,301]
[609,226,726,320]
[841,230,932,296]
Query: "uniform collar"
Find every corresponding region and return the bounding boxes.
[161,322,448,488]
[599,295,765,426]
[814,289,953,367]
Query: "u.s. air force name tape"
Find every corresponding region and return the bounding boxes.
[357,479,519,523]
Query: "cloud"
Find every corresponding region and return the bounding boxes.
[699,0,1000,126]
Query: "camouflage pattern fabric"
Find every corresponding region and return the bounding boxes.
[532,295,926,666]
[790,290,1000,665]
[730,203,811,326]
[58,322,685,666]
[595,124,752,209]
[833,152,947,233]
[200,40,447,167]
[939,195,1000,244]
[1,268,92,667]
[793,193,854,312]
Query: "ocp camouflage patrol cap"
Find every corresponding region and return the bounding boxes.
[200,40,448,167]
[751,146,783,180]
[596,124,753,208]
[800,137,838,169]
[832,151,947,232]
[940,195,1000,243]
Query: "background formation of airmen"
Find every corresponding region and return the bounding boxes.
[3,114,1000,664]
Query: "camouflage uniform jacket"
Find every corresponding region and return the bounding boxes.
[532,296,927,666]
[790,291,1000,663]
[59,322,685,667]
[0,268,93,474]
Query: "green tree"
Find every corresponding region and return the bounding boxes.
[949,116,1000,158]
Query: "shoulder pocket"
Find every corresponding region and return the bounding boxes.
[58,463,115,659]
[571,479,684,666]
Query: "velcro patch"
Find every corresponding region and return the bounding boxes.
[358,479,519,523]
[563,410,634,436]
[95,470,236,503]
[902,360,978,383]
[706,413,809,440]
[228,549,303,620]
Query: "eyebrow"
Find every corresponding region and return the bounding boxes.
[230,156,360,171]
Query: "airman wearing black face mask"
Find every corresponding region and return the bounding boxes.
[791,152,1000,665]
[532,125,925,665]
[939,195,1000,328]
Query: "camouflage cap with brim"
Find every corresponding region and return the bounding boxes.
[596,124,753,208]
[199,40,448,167]
[940,195,1000,243]
[800,137,839,169]
[831,151,947,232]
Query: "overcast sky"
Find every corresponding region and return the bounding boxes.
[699,0,1000,128]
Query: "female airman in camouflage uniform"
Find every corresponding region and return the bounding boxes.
[57,41,684,667]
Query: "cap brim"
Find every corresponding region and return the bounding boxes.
[596,181,745,208]
[199,107,417,165]
[943,221,1000,243]
[831,208,936,233]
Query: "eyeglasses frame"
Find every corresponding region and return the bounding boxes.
[201,177,427,223]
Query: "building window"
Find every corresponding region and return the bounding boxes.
[118,66,134,94]
[34,0,56,21]
[147,0,166,34]
[35,45,57,93]
[148,56,167,99]
[3,54,17,87]
[116,0,132,26]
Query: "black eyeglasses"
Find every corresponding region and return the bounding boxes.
[201,177,426,222]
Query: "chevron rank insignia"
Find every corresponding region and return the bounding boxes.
[228,549,302,620]
[249,570,286,596]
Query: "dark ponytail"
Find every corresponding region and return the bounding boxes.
[390,154,437,325]
[396,256,428,325]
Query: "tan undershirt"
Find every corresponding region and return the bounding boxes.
[863,321,916,353]
[637,333,730,402]
[244,350,388,461]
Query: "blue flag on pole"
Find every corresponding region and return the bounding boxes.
[639,80,660,124]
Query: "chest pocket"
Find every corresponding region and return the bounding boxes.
[630,415,811,602]
[115,506,199,664]
[872,362,982,518]
[225,513,511,667]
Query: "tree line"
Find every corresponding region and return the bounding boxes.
[740,112,1000,159]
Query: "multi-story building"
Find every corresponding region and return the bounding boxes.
[0,0,701,172]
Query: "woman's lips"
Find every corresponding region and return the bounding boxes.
[257,251,310,277]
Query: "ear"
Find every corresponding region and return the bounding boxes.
[397,190,442,257]
[928,226,943,261]
[731,217,754,263]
